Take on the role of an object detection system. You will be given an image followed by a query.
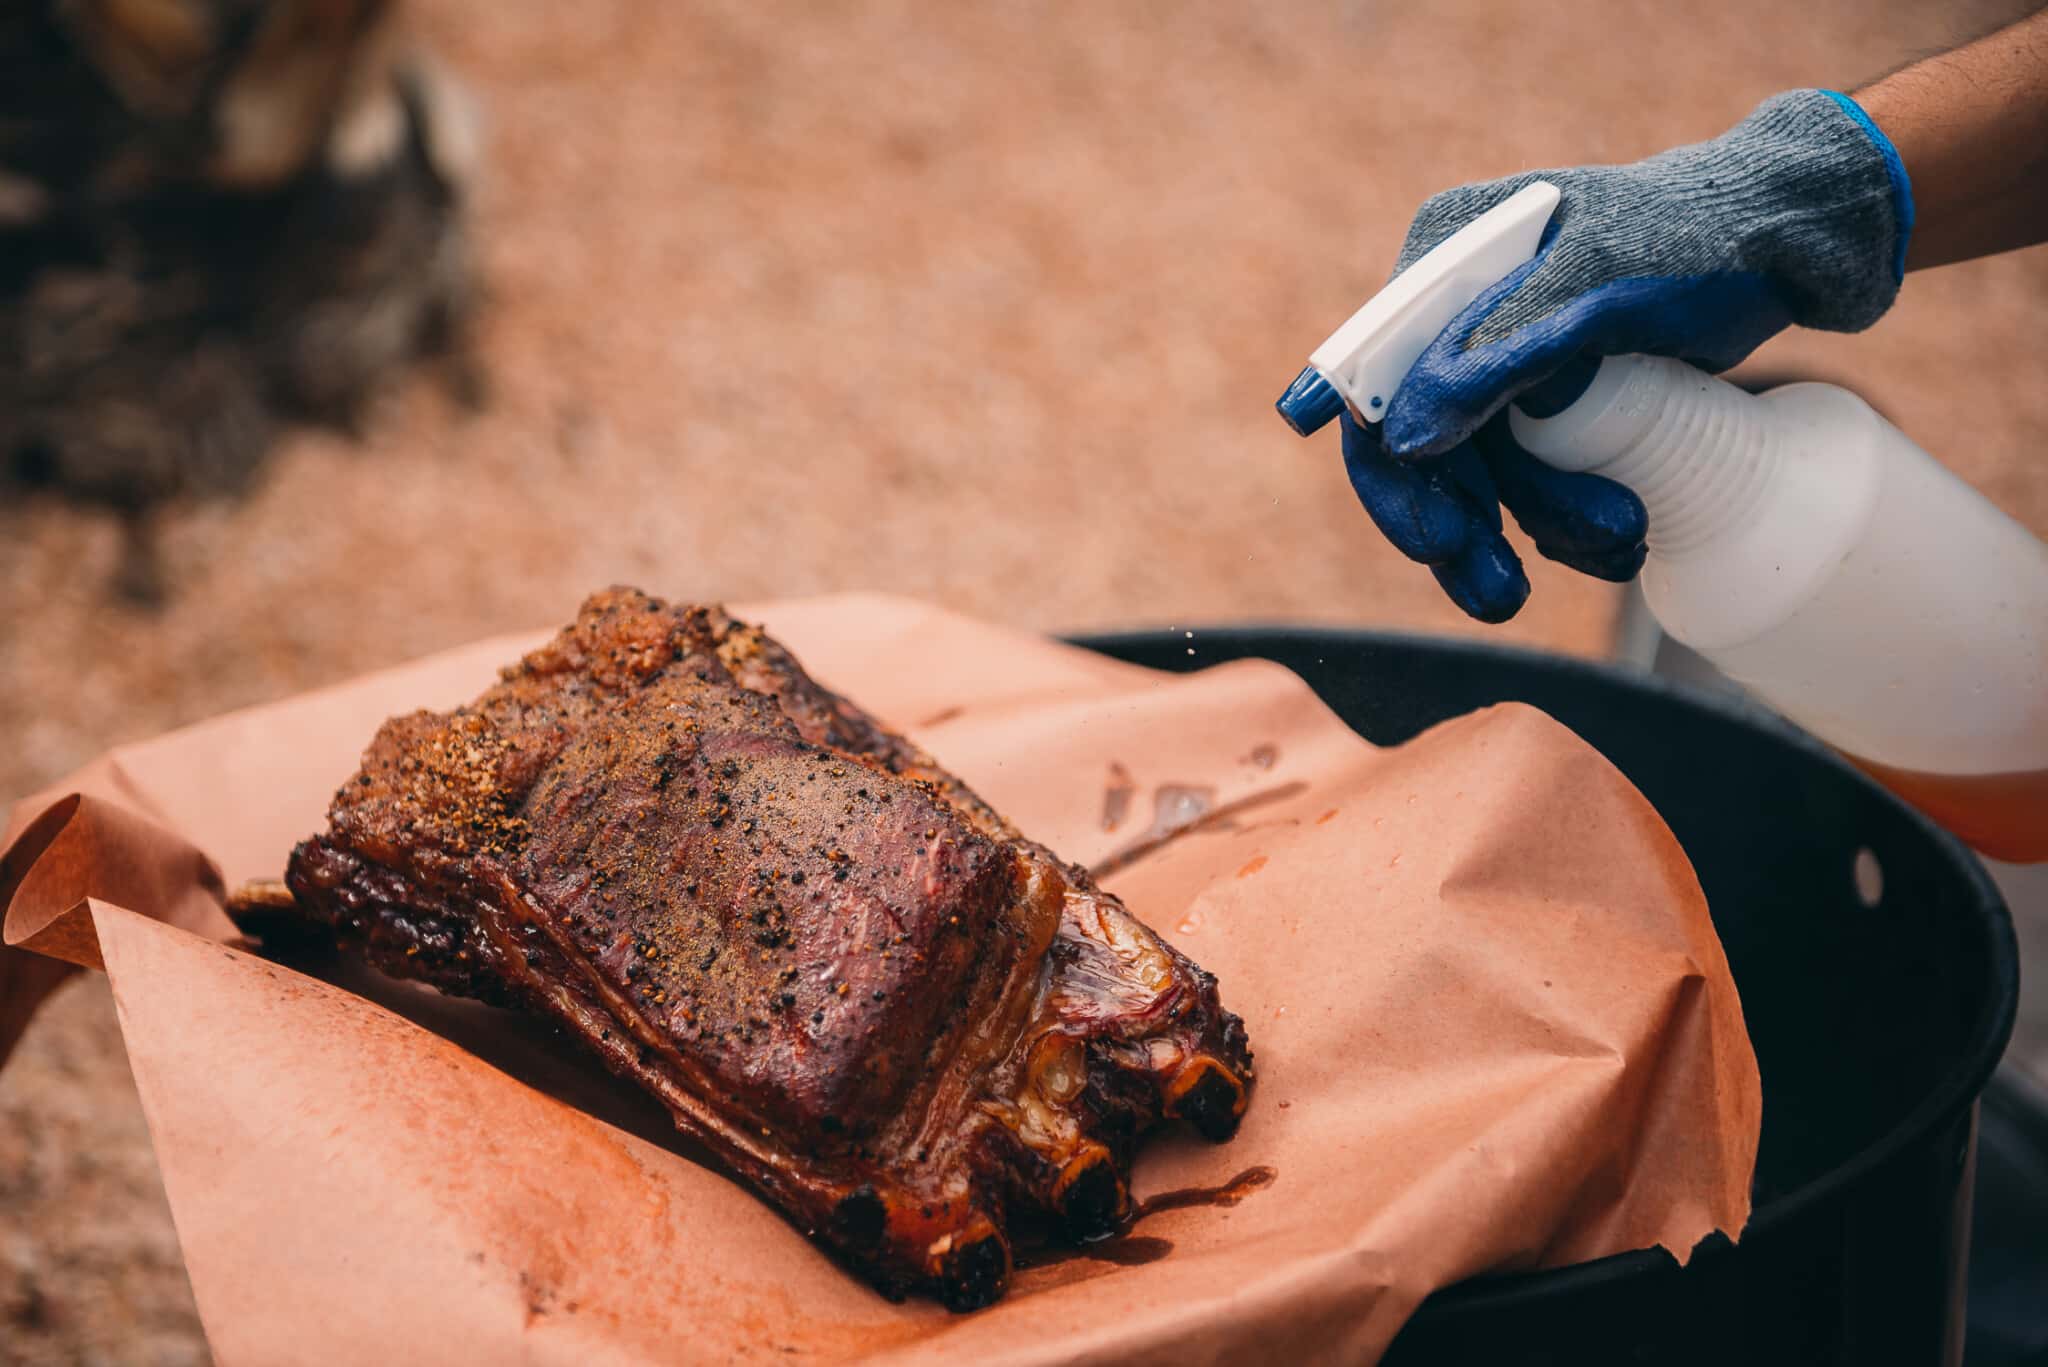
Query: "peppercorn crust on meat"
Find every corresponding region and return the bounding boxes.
[228,588,1253,1309]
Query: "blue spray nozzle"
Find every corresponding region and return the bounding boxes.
[1276,366,1345,437]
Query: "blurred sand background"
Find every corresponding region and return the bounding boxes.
[4,1,2045,1360]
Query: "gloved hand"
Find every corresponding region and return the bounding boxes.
[1334,87,1913,622]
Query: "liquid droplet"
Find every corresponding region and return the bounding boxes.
[1153,785,1215,832]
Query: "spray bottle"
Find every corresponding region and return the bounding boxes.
[1279,183,2048,862]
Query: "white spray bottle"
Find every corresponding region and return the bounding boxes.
[1281,182,2048,862]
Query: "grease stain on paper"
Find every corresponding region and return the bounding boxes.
[1100,761,1137,832]
[1013,1166,1278,1287]
[1093,782,1307,879]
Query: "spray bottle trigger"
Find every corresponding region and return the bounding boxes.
[1280,181,1561,437]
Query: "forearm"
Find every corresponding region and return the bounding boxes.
[1853,6,2048,271]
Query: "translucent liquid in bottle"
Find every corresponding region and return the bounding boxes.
[1847,758,2048,864]
[1503,360,2048,868]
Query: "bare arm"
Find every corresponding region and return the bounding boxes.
[1853,6,2048,271]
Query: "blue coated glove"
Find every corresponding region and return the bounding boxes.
[1333,88,1913,622]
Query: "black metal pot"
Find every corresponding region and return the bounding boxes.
[1071,627,2019,1367]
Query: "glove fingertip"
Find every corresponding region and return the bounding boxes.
[1432,534,1530,623]
[1543,542,1648,583]
[1381,394,1470,462]
[1570,482,1649,548]
[1481,425,1649,552]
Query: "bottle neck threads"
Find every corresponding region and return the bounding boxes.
[1610,368,1780,557]
[1512,356,1783,559]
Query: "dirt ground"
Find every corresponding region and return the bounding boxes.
[4,2,2045,1361]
